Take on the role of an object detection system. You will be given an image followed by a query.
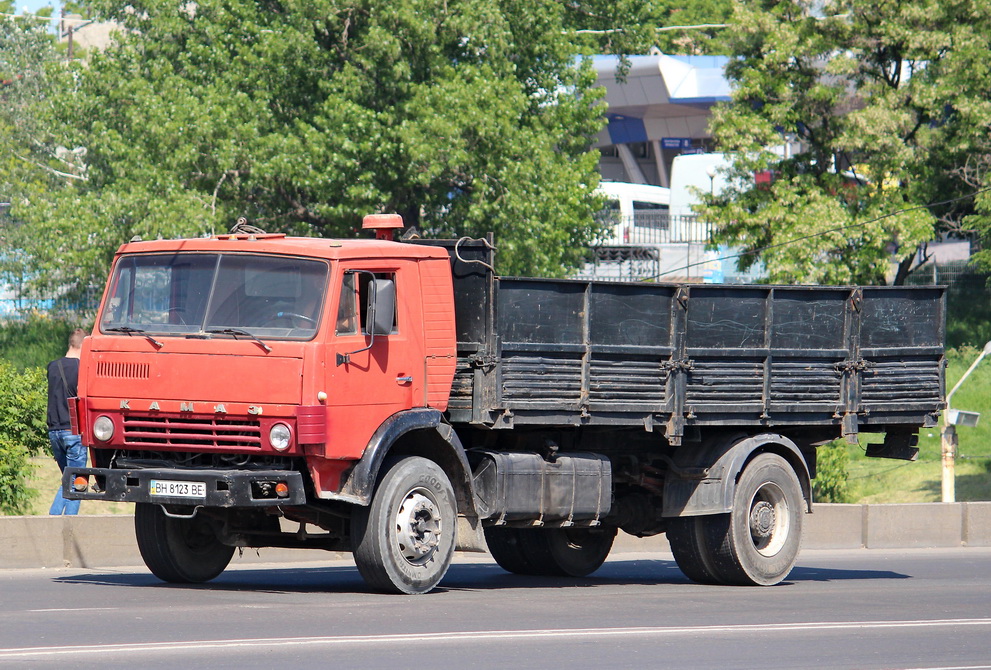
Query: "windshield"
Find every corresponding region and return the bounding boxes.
[100,253,329,340]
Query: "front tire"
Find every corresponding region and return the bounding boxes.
[484,527,539,575]
[351,456,457,594]
[134,503,235,583]
[485,526,616,577]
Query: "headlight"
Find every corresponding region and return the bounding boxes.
[93,415,114,442]
[269,423,292,451]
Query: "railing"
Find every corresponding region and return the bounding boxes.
[595,212,713,246]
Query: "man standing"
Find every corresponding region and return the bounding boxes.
[48,328,87,515]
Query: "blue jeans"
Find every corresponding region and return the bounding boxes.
[49,430,87,515]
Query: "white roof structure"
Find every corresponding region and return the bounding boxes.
[592,53,732,150]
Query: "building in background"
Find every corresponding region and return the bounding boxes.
[59,13,120,55]
[592,52,731,188]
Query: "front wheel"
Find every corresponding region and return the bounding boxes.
[351,456,457,594]
[134,503,235,583]
[707,453,805,585]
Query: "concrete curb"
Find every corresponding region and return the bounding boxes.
[3,502,990,570]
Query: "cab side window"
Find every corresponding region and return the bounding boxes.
[336,271,398,336]
[336,272,358,335]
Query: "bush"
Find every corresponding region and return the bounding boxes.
[0,362,49,514]
[813,441,851,503]
[0,436,34,514]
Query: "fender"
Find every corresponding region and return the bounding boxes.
[328,408,478,517]
[661,433,813,518]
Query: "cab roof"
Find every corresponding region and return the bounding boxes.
[114,234,450,262]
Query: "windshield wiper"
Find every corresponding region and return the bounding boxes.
[106,326,163,349]
[206,328,272,353]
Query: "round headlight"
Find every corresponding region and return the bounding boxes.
[269,423,292,451]
[93,415,115,442]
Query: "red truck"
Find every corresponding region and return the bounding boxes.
[66,215,945,593]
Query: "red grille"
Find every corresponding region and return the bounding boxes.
[123,415,262,449]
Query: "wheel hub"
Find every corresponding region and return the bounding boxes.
[395,491,442,564]
[750,500,776,539]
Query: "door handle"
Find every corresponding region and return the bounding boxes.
[396,376,413,384]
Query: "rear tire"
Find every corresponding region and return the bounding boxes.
[351,456,457,594]
[706,453,805,585]
[667,516,722,585]
[134,503,235,583]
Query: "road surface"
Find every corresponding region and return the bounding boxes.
[2,547,990,669]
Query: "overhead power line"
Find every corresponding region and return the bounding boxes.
[0,12,93,25]
[572,23,730,35]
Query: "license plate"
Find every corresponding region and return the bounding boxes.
[149,479,207,499]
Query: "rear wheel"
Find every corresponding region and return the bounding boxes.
[707,453,805,585]
[352,456,457,594]
[667,516,722,585]
[134,503,235,583]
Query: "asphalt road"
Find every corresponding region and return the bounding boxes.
[3,548,991,670]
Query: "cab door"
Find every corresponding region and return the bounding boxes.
[324,260,425,459]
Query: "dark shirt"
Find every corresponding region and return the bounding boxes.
[47,357,79,431]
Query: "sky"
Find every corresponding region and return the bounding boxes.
[14,1,61,16]
[14,0,62,16]
[9,1,64,35]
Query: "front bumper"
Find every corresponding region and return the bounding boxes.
[62,467,307,507]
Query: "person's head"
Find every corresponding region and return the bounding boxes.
[67,328,86,355]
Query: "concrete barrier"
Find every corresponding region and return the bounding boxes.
[3,502,990,570]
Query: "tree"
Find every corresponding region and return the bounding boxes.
[8,0,670,294]
[0,7,81,304]
[698,0,991,286]
[0,361,47,515]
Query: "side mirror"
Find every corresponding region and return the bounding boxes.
[365,279,396,336]
[336,275,396,366]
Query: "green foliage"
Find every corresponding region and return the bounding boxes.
[0,314,85,370]
[0,361,48,514]
[699,0,991,285]
[0,12,69,303]
[0,436,33,515]
[813,441,851,503]
[0,16,60,189]
[0,361,48,456]
[6,0,674,292]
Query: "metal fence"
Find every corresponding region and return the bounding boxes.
[596,212,712,246]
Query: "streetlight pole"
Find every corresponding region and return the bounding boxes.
[941,341,991,502]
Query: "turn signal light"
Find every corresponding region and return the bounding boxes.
[72,476,89,492]
[275,482,289,498]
